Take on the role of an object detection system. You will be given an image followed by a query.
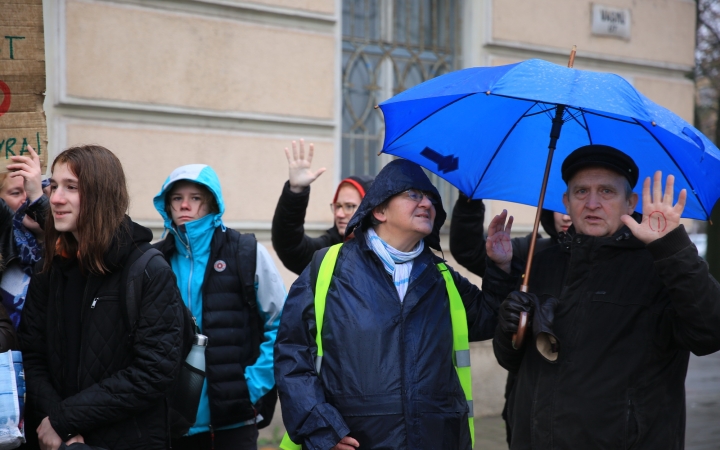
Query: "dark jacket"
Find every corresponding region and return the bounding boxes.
[18,218,185,450]
[155,228,261,427]
[0,197,48,351]
[0,196,48,272]
[275,159,517,450]
[449,193,560,277]
[271,176,373,275]
[493,225,720,450]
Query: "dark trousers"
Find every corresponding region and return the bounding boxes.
[171,425,259,450]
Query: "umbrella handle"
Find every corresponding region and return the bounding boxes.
[512,311,528,350]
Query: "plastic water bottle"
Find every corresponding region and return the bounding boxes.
[185,334,208,372]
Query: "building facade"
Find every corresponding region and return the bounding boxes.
[40,0,697,426]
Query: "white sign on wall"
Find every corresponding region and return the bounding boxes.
[591,4,631,40]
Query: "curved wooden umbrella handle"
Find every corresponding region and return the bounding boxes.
[512,311,528,350]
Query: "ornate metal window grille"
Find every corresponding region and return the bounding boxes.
[341,0,461,208]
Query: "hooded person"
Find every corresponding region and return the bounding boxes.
[152,164,287,450]
[274,158,519,450]
[272,138,374,275]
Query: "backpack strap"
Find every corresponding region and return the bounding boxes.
[436,262,475,448]
[121,244,165,341]
[280,243,342,450]
[312,244,342,374]
[235,232,258,311]
[309,246,333,295]
[229,231,261,357]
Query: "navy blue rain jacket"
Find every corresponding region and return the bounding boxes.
[274,159,516,450]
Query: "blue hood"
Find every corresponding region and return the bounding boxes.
[153,164,225,231]
[346,159,447,250]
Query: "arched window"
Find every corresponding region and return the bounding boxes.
[342,0,461,205]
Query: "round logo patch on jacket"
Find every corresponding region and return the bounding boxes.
[214,260,227,272]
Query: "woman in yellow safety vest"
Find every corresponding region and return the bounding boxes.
[274,159,517,450]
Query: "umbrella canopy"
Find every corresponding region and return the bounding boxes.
[379,59,720,220]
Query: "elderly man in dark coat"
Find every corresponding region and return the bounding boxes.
[494,144,720,450]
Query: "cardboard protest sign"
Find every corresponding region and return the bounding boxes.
[0,0,47,173]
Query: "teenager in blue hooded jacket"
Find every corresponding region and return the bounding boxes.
[274,159,518,450]
[153,164,286,450]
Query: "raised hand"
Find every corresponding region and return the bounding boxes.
[621,170,686,244]
[486,209,513,273]
[285,139,327,193]
[7,145,43,202]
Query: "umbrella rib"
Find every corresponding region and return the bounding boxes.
[633,118,711,219]
[581,109,638,125]
[523,107,557,118]
[469,101,540,199]
[381,93,478,151]
[579,109,593,144]
[565,108,588,134]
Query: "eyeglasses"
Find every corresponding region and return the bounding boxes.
[402,189,437,204]
[330,202,358,215]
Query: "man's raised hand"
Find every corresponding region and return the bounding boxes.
[285,138,326,194]
[621,171,686,244]
[487,209,513,273]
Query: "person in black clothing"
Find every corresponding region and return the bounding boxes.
[494,144,720,449]
[18,145,185,450]
[450,193,571,278]
[0,145,48,349]
[272,139,373,274]
[449,193,571,447]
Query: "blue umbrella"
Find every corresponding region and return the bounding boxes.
[379,58,720,222]
[379,57,720,348]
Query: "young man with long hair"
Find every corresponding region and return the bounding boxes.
[18,145,186,450]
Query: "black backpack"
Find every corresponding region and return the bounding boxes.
[122,237,278,431]
[120,244,196,438]
[229,232,278,430]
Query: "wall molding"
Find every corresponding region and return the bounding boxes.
[81,0,336,33]
[485,39,694,79]
[55,98,336,137]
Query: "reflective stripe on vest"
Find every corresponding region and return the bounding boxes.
[281,244,475,449]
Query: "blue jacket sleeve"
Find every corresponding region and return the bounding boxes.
[244,243,286,404]
[274,265,350,450]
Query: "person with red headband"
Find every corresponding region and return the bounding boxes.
[272,139,374,275]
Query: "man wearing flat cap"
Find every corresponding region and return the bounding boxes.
[492,144,720,449]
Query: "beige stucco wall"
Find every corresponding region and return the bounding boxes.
[491,0,695,68]
[64,121,336,224]
[65,0,335,119]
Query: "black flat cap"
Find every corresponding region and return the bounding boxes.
[561,144,639,188]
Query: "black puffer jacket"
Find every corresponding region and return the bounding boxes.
[155,228,261,427]
[493,225,720,450]
[271,176,373,275]
[19,218,185,450]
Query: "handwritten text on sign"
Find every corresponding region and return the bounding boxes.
[0,0,48,173]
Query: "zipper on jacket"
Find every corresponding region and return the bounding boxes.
[90,297,99,308]
[77,282,92,390]
[178,229,195,316]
